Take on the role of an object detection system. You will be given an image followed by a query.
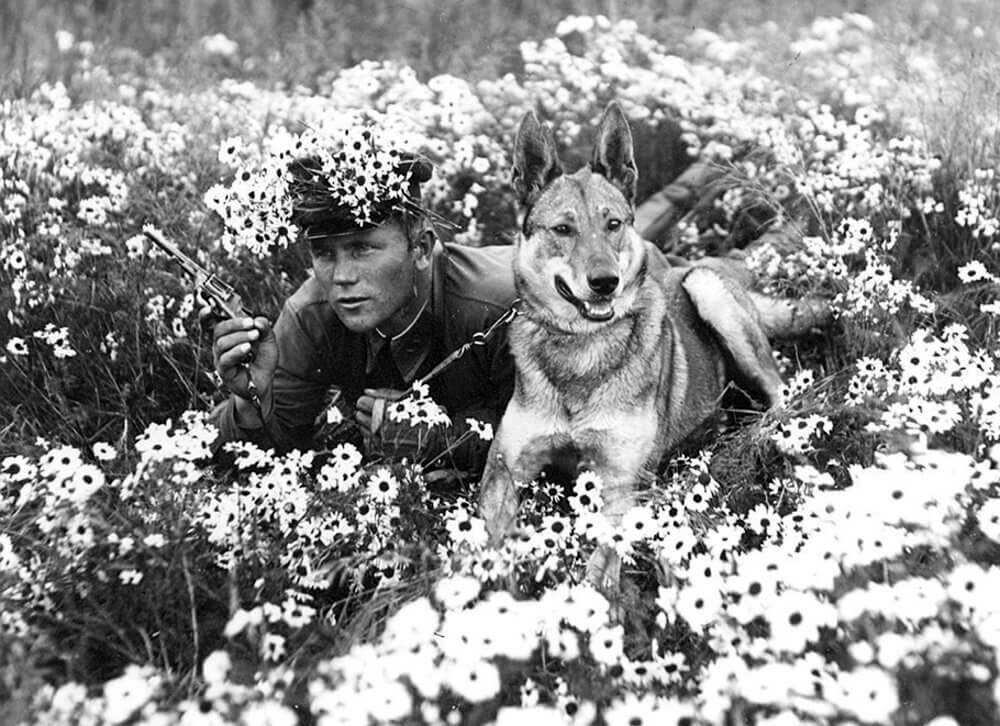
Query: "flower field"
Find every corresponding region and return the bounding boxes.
[5,5,1000,725]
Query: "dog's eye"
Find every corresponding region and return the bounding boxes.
[551,224,574,236]
[606,218,622,231]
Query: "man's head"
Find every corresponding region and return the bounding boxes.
[289,153,437,335]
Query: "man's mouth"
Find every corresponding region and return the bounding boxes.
[554,276,614,322]
[335,297,369,310]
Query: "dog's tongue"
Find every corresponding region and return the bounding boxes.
[581,300,614,322]
[554,275,614,322]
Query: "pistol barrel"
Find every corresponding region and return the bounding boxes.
[142,225,254,319]
[142,226,202,278]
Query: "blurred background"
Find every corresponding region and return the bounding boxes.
[3,0,997,95]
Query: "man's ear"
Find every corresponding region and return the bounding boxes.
[412,228,435,271]
[511,110,563,207]
[591,102,638,205]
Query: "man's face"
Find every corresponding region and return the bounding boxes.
[309,218,421,333]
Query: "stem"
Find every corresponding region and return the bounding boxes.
[420,428,477,470]
[181,549,200,694]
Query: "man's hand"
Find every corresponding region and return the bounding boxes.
[203,306,279,404]
[355,387,407,436]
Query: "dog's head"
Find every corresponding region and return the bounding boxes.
[511,102,647,331]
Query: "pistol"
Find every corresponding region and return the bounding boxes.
[142,225,254,319]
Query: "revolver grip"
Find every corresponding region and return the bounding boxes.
[215,290,255,320]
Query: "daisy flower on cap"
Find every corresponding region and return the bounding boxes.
[289,137,433,238]
[206,113,435,256]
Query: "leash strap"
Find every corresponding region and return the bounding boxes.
[412,299,520,391]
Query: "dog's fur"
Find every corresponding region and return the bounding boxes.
[477,103,826,590]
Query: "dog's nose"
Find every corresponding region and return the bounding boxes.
[587,274,619,296]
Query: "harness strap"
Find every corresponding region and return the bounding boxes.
[413,299,520,391]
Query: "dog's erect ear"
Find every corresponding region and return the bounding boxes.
[512,111,563,207]
[591,102,638,205]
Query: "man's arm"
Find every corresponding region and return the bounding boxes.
[210,302,329,454]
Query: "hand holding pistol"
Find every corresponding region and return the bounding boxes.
[143,225,277,417]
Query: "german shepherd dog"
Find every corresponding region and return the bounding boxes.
[478,102,826,593]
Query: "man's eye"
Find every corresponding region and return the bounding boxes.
[607,219,622,231]
[552,224,573,236]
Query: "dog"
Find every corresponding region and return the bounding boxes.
[477,102,828,593]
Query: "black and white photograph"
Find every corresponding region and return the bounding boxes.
[2,1,1000,724]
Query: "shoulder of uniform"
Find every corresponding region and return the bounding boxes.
[284,273,337,324]
[439,242,517,314]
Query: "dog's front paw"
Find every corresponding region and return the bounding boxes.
[585,545,623,618]
[478,454,520,544]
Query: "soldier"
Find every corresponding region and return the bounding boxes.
[208,152,516,475]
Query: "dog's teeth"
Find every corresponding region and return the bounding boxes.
[582,301,614,321]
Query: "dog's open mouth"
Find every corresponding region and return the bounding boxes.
[555,275,614,322]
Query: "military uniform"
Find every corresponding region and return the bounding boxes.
[211,242,516,473]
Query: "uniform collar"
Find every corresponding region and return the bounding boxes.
[364,245,445,385]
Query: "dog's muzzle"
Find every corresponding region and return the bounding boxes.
[555,275,614,322]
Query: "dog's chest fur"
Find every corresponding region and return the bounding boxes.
[514,314,657,415]
[505,277,670,468]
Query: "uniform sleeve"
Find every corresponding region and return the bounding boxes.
[210,300,330,455]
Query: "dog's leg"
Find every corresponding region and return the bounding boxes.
[583,462,641,618]
[572,428,653,614]
[478,441,520,545]
[681,267,785,406]
[585,544,622,601]
[480,434,568,544]
[586,542,625,625]
[478,399,561,543]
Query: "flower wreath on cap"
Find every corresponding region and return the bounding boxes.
[204,117,437,257]
[288,142,434,240]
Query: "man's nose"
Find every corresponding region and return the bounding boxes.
[331,259,361,286]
